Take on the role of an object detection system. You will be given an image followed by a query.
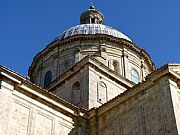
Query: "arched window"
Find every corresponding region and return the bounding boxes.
[72,81,81,105]
[97,81,107,104]
[131,69,139,84]
[44,71,52,87]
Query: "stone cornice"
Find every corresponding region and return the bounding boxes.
[15,84,87,119]
[0,65,87,117]
[28,34,155,78]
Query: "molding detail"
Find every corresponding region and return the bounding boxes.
[29,36,155,80]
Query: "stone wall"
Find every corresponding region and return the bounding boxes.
[50,57,132,110]
[51,66,89,109]
[0,70,87,135]
[89,66,127,109]
[88,75,179,135]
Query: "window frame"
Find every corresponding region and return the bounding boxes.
[97,81,107,104]
[131,68,139,84]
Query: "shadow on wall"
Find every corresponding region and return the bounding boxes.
[68,114,89,135]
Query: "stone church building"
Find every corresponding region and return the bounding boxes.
[0,6,180,135]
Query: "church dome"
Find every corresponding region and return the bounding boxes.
[54,6,132,42]
[29,5,155,89]
[54,24,132,42]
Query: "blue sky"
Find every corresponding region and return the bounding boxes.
[0,0,179,76]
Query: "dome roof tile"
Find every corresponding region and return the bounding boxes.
[54,24,132,42]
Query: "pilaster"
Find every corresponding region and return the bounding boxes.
[122,48,129,79]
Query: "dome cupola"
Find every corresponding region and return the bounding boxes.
[54,5,132,42]
[80,6,104,24]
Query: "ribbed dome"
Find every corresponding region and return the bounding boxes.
[54,24,132,42]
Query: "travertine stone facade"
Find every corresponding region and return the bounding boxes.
[0,64,180,135]
[48,56,133,110]
[0,66,87,135]
[88,64,180,135]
